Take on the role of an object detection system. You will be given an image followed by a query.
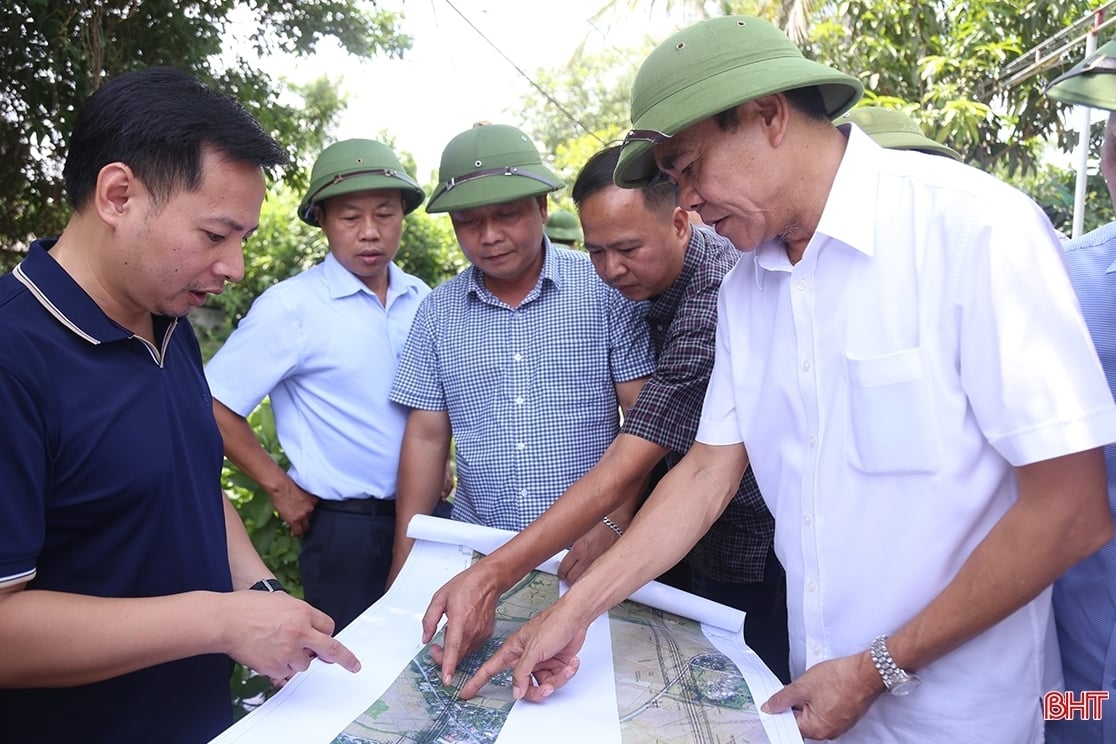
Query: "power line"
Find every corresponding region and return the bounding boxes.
[441,0,607,145]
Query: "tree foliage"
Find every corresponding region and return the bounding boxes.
[0,0,410,268]
[807,1,1095,178]
[527,0,1113,234]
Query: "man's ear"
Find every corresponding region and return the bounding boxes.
[670,206,691,239]
[93,162,137,227]
[751,94,791,147]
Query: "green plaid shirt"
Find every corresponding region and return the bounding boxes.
[623,225,774,583]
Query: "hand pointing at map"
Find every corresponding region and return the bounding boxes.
[457,600,585,701]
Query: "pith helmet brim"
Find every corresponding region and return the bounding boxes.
[836,107,961,161]
[426,124,564,213]
[615,16,863,188]
[298,139,425,226]
[1047,40,1116,111]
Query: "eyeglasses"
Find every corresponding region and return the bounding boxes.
[621,128,673,147]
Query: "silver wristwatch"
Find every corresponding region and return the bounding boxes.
[870,635,920,696]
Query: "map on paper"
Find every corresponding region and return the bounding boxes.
[209,517,801,744]
[333,567,558,744]
[609,600,767,743]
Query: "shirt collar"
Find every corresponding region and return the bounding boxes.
[815,123,880,259]
[648,224,707,323]
[323,251,422,303]
[466,237,558,299]
[15,239,144,345]
[747,123,878,288]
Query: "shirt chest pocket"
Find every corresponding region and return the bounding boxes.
[845,346,941,474]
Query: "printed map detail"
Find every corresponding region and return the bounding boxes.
[332,568,558,744]
[609,600,769,743]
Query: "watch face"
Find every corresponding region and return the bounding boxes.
[889,676,921,696]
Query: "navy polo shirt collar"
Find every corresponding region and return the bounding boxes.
[16,239,178,358]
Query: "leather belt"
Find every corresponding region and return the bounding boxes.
[316,498,396,517]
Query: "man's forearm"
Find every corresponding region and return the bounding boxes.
[223,494,273,590]
[212,400,289,497]
[554,440,746,625]
[0,587,229,687]
[392,421,452,566]
[481,433,664,589]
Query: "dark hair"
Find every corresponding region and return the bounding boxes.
[572,144,678,217]
[63,67,288,211]
[713,85,831,131]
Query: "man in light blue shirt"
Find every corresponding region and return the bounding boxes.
[388,123,655,582]
[206,139,429,631]
[1045,44,1116,743]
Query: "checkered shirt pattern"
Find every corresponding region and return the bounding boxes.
[391,244,656,531]
[623,225,775,583]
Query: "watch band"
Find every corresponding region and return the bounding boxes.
[249,578,287,593]
[870,635,920,696]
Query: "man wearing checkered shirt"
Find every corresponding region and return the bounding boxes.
[387,124,655,584]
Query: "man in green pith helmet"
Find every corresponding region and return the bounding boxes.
[456,16,1116,743]
[835,106,961,160]
[387,123,655,589]
[544,208,583,248]
[1044,39,1116,744]
[206,138,432,632]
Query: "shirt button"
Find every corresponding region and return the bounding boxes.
[807,581,817,593]
[797,280,807,291]
[520,488,528,497]
[516,442,525,450]
[802,359,811,372]
[513,353,522,362]
[808,435,817,448]
[812,643,822,656]
[803,513,813,525]
[515,396,525,405]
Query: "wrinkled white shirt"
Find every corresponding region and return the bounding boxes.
[697,125,1116,743]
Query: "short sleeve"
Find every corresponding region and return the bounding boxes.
[205,289,303,417]
[956,195,1116,466]
[606,289,656,384]
[389,294,446,411]
[696,280,744,447]
[0,367,47,586]
[623,284,718,454]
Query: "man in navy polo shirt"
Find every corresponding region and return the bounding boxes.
[0,67,359,742]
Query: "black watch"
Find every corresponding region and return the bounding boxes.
[248,578,287,593]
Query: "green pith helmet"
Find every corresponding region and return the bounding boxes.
[836,106,961,160]
[615,15,863,188]
[426,123,563,213]
[544,209,582,243]
[1046,39,1116,111]
[298,139,425,226]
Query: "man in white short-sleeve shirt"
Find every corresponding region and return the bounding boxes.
[206,139,431,631]
[458,17,1116,743]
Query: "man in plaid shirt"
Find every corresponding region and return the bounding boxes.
[415,144,788,686]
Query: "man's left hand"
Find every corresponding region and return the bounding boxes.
[761,650,883,740]
[557,519,623,584]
